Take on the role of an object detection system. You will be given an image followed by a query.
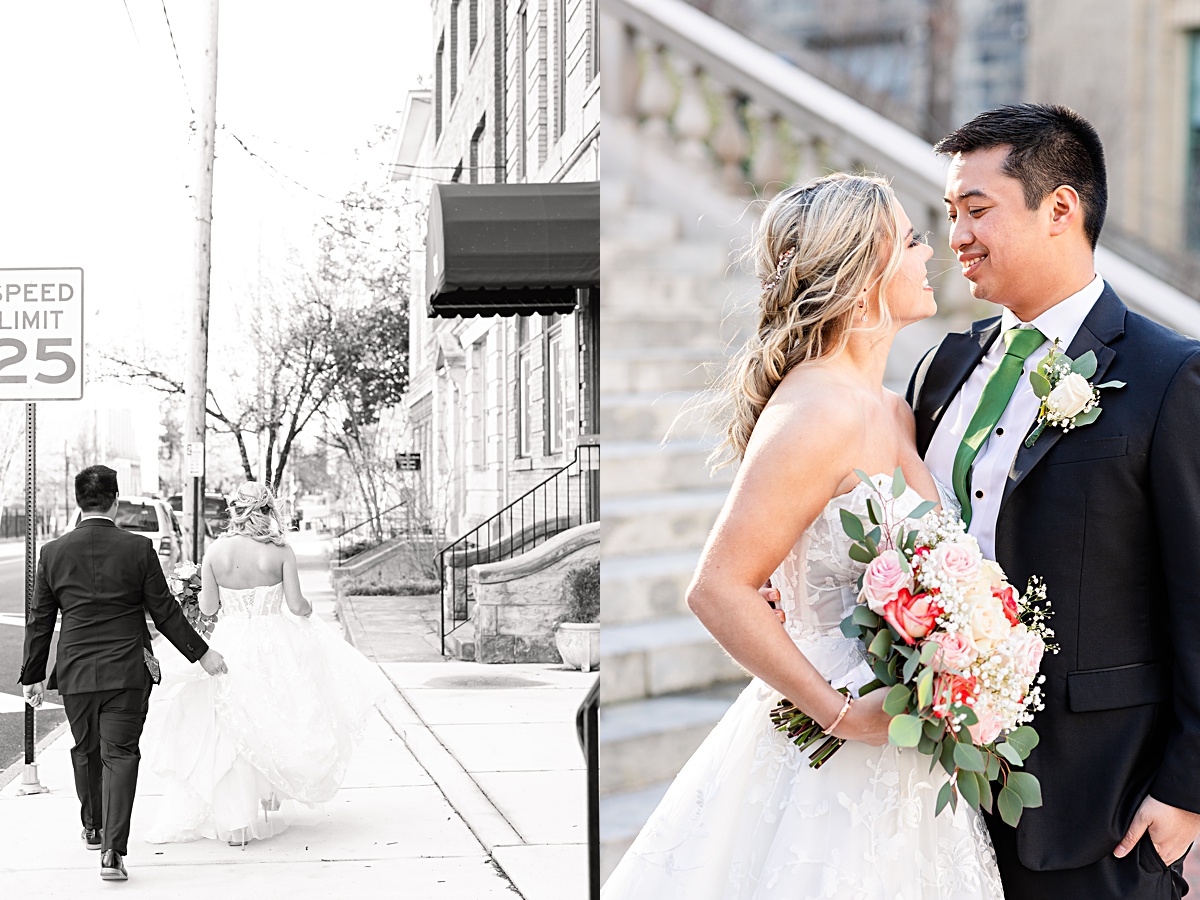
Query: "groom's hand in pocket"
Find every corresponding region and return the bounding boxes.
[758,579,786,624]
[199,648,228,676]
[1114,794,1200,865]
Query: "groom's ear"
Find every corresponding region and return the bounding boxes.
[1047,184,1081,238]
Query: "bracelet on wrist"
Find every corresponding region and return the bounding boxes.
[822,694,852,736]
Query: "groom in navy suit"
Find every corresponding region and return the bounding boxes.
[19,465,227,882]
[908,104,1200,899]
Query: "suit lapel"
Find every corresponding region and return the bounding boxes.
[915,319,1001,455]
[1000,286,1127,506]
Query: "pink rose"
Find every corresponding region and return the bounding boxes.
[1005,625,1046,683]
[862,550,914,614]
[925,630,978,673]
[882,589,940,644]
[930,540,983,585]
[967,696,1005,745]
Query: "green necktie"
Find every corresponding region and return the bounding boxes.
[952,327,1046,526]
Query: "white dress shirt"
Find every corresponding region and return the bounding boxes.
[925,274,1105,559]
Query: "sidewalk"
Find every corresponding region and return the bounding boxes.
[0,531,594,898]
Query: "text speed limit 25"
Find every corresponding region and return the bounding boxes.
[0,268,84,401]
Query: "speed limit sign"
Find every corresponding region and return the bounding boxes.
[0,268,84,400]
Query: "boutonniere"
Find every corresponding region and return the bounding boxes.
[1025,340,1125,447]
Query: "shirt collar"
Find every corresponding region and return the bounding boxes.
[1000,273,1105,347]
[80,513,115,523]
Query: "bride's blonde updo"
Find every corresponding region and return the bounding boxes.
[711,173,905,468]
[222,481,288,546]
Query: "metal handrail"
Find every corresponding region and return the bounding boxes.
[438,443,600,654]
[333,498,414,564]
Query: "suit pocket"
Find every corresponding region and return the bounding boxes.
[1067,661,1168,712]
[1046,434,1128,465]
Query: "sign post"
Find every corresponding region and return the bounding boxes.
[184,442,205,561]
[0,267,85,796]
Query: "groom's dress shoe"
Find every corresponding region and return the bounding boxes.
[82,827,102,850]
[100,850,127,881]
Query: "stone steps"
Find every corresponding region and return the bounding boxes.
[601,547,698,626]
[600,489,728,558]
[599,781,672,882]
[600,391,714,443]
[601,439,730,498]
[600,613,744,705]
[600,346,719,393]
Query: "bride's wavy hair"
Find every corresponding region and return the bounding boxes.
[222,481,288,546]
[709,173,905,469]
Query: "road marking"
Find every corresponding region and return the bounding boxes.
[0,692,61,712]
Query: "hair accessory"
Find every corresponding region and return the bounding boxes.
[760,246,796,291]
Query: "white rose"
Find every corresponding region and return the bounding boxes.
[969,593,1012,653]
[1047,372,1093,418]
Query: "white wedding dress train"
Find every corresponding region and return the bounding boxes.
[142,582,394,843]
[602,476,1005,900]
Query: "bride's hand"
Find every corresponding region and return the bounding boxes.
[831,690,891,746]
[758,579,786,624]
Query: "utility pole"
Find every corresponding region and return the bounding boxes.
[183,0,220,563]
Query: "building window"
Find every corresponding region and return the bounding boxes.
[516,315,542,458]
[450,0,460,103]
[556,0,567,139]
[1189,32,1200,250]
[469,339,486,468]
[470,115,485,184]
[590,0,599,80]
[435,36,444,138]
[518,5,528,181]
[544,315,564,454]
[469,0,479,55]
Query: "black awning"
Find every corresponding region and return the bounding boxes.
[426,181,599,318]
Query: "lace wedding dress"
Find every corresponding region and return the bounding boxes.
[142,582,394,843]
[602,475,1004,899]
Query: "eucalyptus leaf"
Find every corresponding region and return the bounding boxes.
[883,684,912,716]
[892,643,915,659]
[863,534,879,557]
[873,658,895,685]
[916,667,934,710]
[892,467,907,499]
[919,642,939,666]
[839,616,861,639]
[908,500,937,520]
[1071,350,1098,378]
[1072,406,1102,427]
[1007,771,1043,808]
[976,770,994,813]
[997,786,1024,827]
[868,629,894,659]
[867,498,883,526]
[852,606,881,627]
[867,526,882,545]
[954,741,987,773]
[956,705,979,727]
[902,651,921,684]
[1029,370,1051,398]
[904,530,919,554]
[888,714,923,748]
[839,508,866,542]
[923,718,946,742]
[1005,726,1039,757]
[918,733,937,755]
[939,736,957,776]
[936,780,956,816]
[985,752,1001,782]
[957,767,982,809]
[848,543,875,564]
[854,468,875,488]
[995,741,1025,767]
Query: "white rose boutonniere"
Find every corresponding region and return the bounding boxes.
[1025,340,1125,447]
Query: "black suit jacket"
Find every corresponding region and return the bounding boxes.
[19,517,208,694]
[907,283,1200,871]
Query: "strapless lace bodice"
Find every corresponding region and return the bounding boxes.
[773,473,956,641]
[217,582,285,617]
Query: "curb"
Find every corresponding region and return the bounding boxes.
[0,716,71,792]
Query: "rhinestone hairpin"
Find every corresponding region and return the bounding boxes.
[760,247,796,291]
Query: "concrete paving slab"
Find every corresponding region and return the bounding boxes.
[379,660,588,690]
[403,686,590,726]
[436,723,586,773]
[492,843,589,900]
[475,770,587,845]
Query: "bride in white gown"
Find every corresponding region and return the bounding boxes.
[142,482,395,845]
[602,175,1004,899]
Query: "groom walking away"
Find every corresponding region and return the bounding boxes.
[18,465,228,882]
[909,104,1200,898]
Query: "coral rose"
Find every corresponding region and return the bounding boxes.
[882,589,940,644]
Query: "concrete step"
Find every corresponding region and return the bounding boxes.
[600,346,720,394]
[601,549,698,626]
[601,439,731,497]
[601,316,731,349]
[601,268,746,313]
[599,683,746,796]
[601,179,634,214]
[600,489,728,557]
[601,238,738,278]
[601,614,745,704]
[600,206,681,244]
[600,780,671,883]
[599,391,715,443]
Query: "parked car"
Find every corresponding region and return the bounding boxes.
[168,492,230,537]
[67,496,185,575]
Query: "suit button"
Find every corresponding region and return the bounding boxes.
[975,490,984,499]
[995,427,1004,436]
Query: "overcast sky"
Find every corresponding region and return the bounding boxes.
[0,0,431,493]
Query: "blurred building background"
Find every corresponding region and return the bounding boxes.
[599,0,1200,881]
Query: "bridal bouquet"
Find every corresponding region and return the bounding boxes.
[769,469,1056,825]
[167,561,217,637]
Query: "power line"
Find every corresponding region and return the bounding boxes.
[159,0,195,117]
[120,0,140,44]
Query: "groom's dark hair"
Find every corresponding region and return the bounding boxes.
[75,465,118,513]
[934,103,1107,249]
